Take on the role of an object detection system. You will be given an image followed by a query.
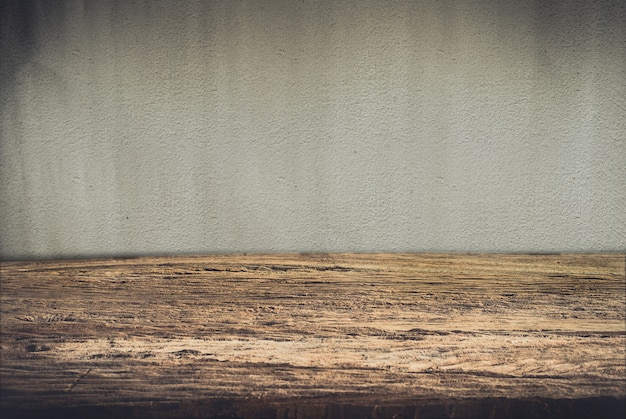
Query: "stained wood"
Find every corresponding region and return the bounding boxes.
[1,253,625,418]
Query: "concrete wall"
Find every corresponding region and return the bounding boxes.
[1,0,625,260]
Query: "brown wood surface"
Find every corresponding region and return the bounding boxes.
[1,253,625,418]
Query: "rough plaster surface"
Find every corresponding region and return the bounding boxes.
[1,0,625,260]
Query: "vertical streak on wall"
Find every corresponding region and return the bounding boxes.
[1,0,39,254]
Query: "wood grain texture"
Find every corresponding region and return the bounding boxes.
[1,253,625,418]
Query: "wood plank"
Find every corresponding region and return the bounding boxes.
[1,253,625,418]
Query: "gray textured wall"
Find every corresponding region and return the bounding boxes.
[1,0,625,260]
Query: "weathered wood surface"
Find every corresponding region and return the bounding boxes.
[1,253,625,418]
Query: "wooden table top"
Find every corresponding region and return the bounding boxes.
[1,253,625,418]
